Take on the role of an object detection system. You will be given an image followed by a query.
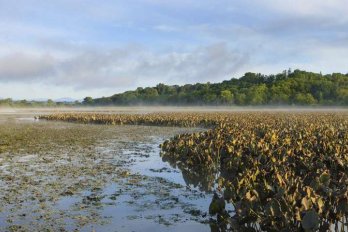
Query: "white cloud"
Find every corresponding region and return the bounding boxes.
[0,53,55,81]
[260,0,348,19]
[0,0,347,99]
[0,43,249,90]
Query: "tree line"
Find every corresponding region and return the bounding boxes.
[84,70,348,106]
[0,98,79,107]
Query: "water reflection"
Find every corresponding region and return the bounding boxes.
[161,153,232,232]
[162,159,216,192]
[161,151,348,232]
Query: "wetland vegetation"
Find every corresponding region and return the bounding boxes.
[0,112,212,231]
[0,109,346,231]
[38,110,348,231]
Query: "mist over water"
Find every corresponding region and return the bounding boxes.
[0,106,347,115]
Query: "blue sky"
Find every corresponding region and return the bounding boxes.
[0,0,347,99]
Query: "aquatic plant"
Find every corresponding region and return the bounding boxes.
[161,113,348,231]
[40,111,348,231]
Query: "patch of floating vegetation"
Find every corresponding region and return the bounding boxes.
[0,122,126,231]
[0,117,208,231]
[40,111,348,231]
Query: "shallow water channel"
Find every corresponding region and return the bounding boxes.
[0,113,220,231]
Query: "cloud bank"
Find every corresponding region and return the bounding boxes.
[0,43,249,90]
[0,0,347,98]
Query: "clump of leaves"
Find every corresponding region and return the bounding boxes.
[41,111,348,231]
[161,112,348,231]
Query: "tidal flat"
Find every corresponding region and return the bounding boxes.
[0,110,212,232]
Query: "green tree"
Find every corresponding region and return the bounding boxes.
[294,93,317,105]
[143,88,159,101]
[203,92,217,104]
[19,100,28,106]
[88,70,348,106]
[0,98,13,106]
[235,92,246,105]
[270,85,290,104]
[47,99,56,106]
[83,97,94,105]
[122,91,138,104]
[247,84,268,105]
[337,88,348,105]
[220,90,233,104]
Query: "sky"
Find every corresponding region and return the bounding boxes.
[0,0,347,100]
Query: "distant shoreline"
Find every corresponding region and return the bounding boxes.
[0,106,347,115]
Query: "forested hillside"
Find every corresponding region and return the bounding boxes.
[84,69,347,106]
